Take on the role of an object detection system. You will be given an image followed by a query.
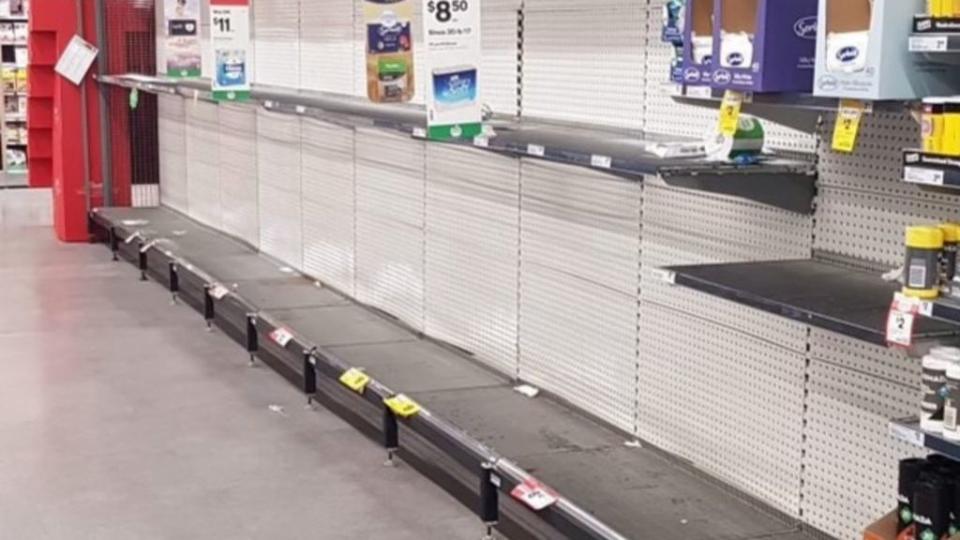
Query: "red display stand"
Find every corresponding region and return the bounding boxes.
[28,0,102,242]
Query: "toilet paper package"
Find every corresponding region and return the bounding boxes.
[815,0,960,99]
[709,0,819,93]
[680,0,716,86]
[824,31,869,73]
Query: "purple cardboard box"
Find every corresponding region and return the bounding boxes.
[709,0,819,93]
[680,0,716,86]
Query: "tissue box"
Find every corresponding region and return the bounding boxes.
[709,0,819,93]
[814,0,960,99]
[680,0,715,86]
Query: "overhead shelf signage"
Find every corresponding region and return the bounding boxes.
[210,0,251,101]
[422,0,482,140]
[164,0,201,78]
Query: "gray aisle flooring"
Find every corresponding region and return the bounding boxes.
[0,226,482,540]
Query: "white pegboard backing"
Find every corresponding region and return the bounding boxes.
[809,328,919,387]
[256,109,303,270]
[521,1,644,130]
[817,111,941,199]
[355,128,426,332]
[641,0,816,154]
[301,118,356,297]
[639,181,813,352]
[218,103,260,248]
[353,0,426,103]
[642,180,813,258]
[522,161,642,296]
[814,186,960,268]
[803,356,926,540]
[158,94,188,214]
[254,0,300,88]
[300,0,355,95]
[185,100,221,230]
[519,159,640,433]
[637,303,805,518]
[481,2,520,116]
[425,145,520,377]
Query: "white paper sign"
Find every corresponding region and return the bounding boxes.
[422,0,482,140]
[210,0,251,101]
[55,35,99,86]
[164,0,201,77]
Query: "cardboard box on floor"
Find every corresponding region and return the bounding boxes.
[814,0,960,99]
[863,510,960,540]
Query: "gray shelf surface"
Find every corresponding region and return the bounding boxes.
[97,73,818,214]
[90,205,816,540]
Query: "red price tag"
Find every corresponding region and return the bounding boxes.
[510,478,558,511]
[886,294,923,347]
[269,328,294,347]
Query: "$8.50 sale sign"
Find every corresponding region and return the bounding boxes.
[422,0,482,141]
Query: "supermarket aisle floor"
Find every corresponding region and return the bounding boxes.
[0,226,482,539]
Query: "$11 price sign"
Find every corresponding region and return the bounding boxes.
[210,0,251,101]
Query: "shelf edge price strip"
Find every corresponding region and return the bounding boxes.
[889,422,926,448]
[339,368,371,394]
[384,393,422,419]
[510,477,559,511]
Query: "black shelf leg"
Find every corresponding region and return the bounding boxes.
[303,348,317,404]
[203,287,214,331]
[137,243,148,281]
[246,314,258,366]
[383,406,399,467]
[168,262,179,304]
[480,462,499,539]
[109,227,118,261]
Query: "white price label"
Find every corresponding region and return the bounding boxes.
[270,328,294,347]
[511,478,558,511]
[591,154,612,169]
[295,105,306,114]
[412,127,427,138]
[208,284,230,300]
[473,136,489,148]
[686,85,713,99]
[886,294,921,347]
[653,268,676,284]
[904,166,945,186]
[889,422,925,448]
[909,35,949,52]
[212,11,235,36]
[527,144,545,157]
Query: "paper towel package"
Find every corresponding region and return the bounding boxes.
[709,0,819,93]
[680,0,715,86]
[814,0,960,99]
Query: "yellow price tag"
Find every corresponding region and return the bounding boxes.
[717,90,745,136]
[832,99,866,154]
[339,368,371,394]
[384,394,422,419]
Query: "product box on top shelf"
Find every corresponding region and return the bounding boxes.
[815,0,960,100]
[680,0,715,86]
[709,0,819,93]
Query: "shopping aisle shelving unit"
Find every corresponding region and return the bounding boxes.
[0,3,27,174]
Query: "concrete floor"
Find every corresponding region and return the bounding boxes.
[0,226,484,539]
